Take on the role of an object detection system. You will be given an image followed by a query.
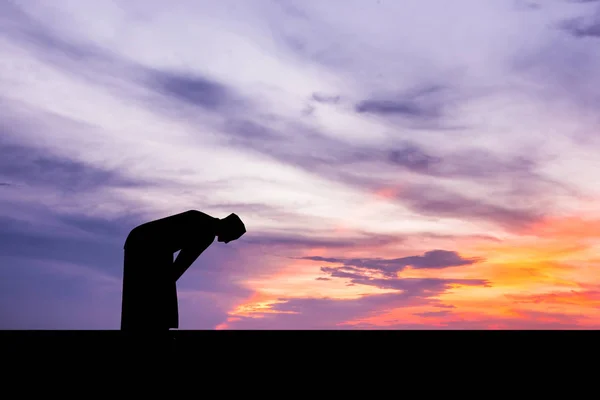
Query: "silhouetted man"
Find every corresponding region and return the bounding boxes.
[120,210,246,332]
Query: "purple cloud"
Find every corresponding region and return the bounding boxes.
[356,84,450,120]
[223,249,488,329]
[396,184,544,230]
[303,249,483,277]
[225,274,487,329]
[414,310,453,318]
[244,231,402,251]
[0,139,147,193]
[149,71,233,111]
[311,93,341,104]
[562,8,600,38]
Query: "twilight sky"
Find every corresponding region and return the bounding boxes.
[2,0,600,329]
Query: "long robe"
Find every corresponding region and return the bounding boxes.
[120,210,218,331]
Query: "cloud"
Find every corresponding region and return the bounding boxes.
[562,8,600,38]
[217,118,558,232]
[311,93,340,104]
[515,1,542,11]
[243,231,402,251]
[216,111,564,232]
[223,274,486,329]
[0,1,245,121]
[351,276,489,292]
[223,245,489,329]
[387,144,539,181]
[388,145,442,173]
[1,2,575,223]
[223,293,431,329]
[512,2,600,121]
[303,249,483,277]
[506,289,600,306]
[226,291,588,329]
[356,99,429,117]
[352,311,588,329]
[148,70,235,111]
[396,184,544,230]
[414,310,453,318]
[221,118,284,143]
[0,139,146,193]
[355,84,450,120]
[0,2,123,77]
[221,249,488,329]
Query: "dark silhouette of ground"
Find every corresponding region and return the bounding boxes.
[120,210,246,331]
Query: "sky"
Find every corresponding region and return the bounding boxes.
[2,0,600,329]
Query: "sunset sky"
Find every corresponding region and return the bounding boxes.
[2,0,600,329]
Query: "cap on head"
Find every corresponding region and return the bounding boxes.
[218,213,246,243]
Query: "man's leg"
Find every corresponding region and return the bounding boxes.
[121,247,137,331]
[158,251,178,330]
[121,246,170,331]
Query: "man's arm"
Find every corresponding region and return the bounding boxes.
[171,210,220,282]
[172,243,212,282]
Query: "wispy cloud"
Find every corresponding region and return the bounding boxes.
[561,3,600,37]
[0,139,146,193]
[303,249,483,277]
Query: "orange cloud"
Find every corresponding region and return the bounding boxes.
[221,208,600,329]
[373,186,401,201]
[507,289,600,307]
[526,216,600,240]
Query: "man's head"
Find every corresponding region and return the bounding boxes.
[216,213,246,243]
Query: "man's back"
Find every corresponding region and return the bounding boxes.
[124,210,218,253]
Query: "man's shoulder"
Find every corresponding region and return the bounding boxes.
[184,209,218,222]
[162,210,207,224]
[123,225,147,248]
